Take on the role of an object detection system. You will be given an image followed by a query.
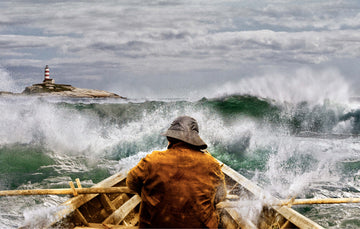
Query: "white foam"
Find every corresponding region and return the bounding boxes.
[22,203,70,229]
[209,67,351,105]
[0,68,22,93]
[253,134,359,198]
[0,93,359,228]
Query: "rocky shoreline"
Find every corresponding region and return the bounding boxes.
[0,83,126,99]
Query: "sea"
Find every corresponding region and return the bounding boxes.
[0,91,360,228]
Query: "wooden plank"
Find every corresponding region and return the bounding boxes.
[69,181,78,196]
[100,194,116,213]
[218,198,360,208]
[74,209,89,226]
[111,193,130,209]
[103,195,141,225]
[47,172,127,228]
[0,187,134,196]
[88,193,130,224]
[220,163,324,229]
[127,213,139,226]
[224,207,257,229]
[46,157,325,229]
[220,163,266,199]
[280,220,291,229]
[74,223,138,229]
[220,212,238,229]
[274,206,323,229]
[226,194,240,200]
[291,198,360,205]
[76,178,82,188]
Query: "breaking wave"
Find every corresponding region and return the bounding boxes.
[0,68,359,228]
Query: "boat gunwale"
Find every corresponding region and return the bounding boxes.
[220,162,324,229]
[47,172,128,228]
[47,161,324,229]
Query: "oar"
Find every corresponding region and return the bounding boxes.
[217,197,360,208]
[0,186,135,196]
[284,198,360,205]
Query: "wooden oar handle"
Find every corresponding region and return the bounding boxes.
[289,198,360,205]
[0,187,135,196]
[217,197,360,209]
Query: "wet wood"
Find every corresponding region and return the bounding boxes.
[69,181,78,196]
[289,198,360,205]
[225,207,257,229]
[74,209,89,226]
[32,157,327,229]
[100,194,116,213]
[76,178,82,188]
[275,206,324,229]
[219,162,323,229]
[102,195,141,225]
[74,223,138,229]
[127,213,139,226]
[217,197,360,209]
[0,186,134,196]
[48,173,127,228]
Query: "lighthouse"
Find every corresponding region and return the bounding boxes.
[44,65,50,80]
[43,65,55,84]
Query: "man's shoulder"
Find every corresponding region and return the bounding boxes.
[150,149,167,155]
[144,149,168,161]
[203,152,224,169]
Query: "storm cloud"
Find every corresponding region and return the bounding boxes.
[1,0,360,99]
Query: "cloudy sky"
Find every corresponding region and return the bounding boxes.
[1,0,360,99]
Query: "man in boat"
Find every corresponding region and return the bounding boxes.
[127,116,226,228]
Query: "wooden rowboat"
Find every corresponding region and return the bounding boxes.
[44,161,323,229]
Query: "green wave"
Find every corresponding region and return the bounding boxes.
[0,144,112,189]
[200,95,281,120]
[0,144,54,189]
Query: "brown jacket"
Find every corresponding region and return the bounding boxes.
[126,142,226,228]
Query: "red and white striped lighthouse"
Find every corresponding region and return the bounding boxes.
[43,65,55,84]
[44,65,50,80]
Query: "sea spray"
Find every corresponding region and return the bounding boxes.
[0,98,166,157]
[256,135,360,199]
[0,68,22,93]
[0,194,68,229]
[22,203,70,229]
[211,67,350,104]
[0,92,359,228]
[228,200,264,227]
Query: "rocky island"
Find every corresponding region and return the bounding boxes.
[22,82,124,98]
[1,65,126,99]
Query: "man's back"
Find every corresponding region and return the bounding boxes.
[127,142,226,228]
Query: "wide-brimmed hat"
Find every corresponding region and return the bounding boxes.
[161,116,207,149]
